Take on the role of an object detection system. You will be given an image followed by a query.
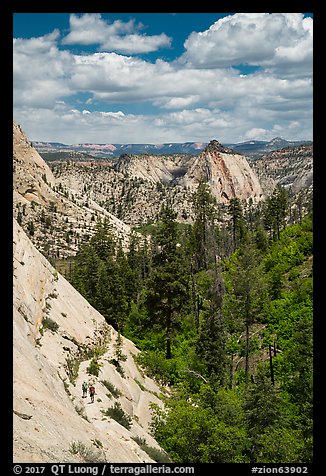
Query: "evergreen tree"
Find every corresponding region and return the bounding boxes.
[93,256,129,331]
[224,241,267,383]
[195,267,227,383]
[17,210,23,225]
[116,242,135,317]
[276,316,313,462]
[27,220,35,236]
[70,243,101,303]
[254,224,269,252]
[196,308,227,383]
[127,232,150,303]
[264,185,288,240]
[191,183,218,272]
[145,203,189,359]
[244,370,285,462]
[228,197,246,251]
[89,218,115,260]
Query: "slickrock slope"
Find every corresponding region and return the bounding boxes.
[13,123,56,204]
[13,121,132,259]
[115,153,191,184]
[179,140,264,203]
[13,219,165,463]
[251,144,313,197]
[51,161,193,228]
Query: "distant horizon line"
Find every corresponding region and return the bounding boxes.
[32,137,313,146]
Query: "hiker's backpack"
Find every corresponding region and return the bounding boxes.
[89,386,95,394]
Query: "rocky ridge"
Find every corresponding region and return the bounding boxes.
[250,144,313,196]
[52,161,193,228]
[13,121,133,260]
[178,140,264,202]
[34,137,311,159]
[51,141,265,229]
[14,121,313,254]
[115,153,192,184]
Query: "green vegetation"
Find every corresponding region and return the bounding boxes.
[67,184,313,463]
[69,440,106,463]
[101,379,122,398]
[41,316,59,333]
[132,436,171,463]
[65,356,82,385]
[27,220,35,236]
[87,357,102,377]
[102,402,132,429]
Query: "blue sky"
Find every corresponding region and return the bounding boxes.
[13,13,313,144]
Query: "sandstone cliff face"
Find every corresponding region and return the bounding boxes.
[251,145,313,197]
[113,143,264,205]
[51,161,193,228]
[179,141,264,203]
[13,122,56,205]
[51,141,265,229]
[13,121,132,259]
[115,153,191,184]
[13,219,165,463]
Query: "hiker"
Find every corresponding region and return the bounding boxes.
[82,380,88,398]
[89,383,96,403]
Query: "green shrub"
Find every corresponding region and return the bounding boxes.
[101,380,122,398]
[42,317,59,332]
[132,436,171,463]
[114,332,127,361]
[66,356,81,385]
[136,350,180,385]
[102,402,132,429]
[74,405,89,422]
[87,358,102,377]
[92,439,103,449]
[69,440,106,463]
[134,378,145,391]
[84,343,107,360]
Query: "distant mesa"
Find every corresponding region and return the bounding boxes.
[34,137,311,161]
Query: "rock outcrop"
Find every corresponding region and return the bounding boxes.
[251,144,313,197]
[13,121,133,259]
[115,153,191,184]
[113,142,264,205]
[13,121,56,206]
[179,140,264,203]
[50,140,265,228]
[13,219,165,463]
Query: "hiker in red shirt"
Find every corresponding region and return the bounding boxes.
[89,383,95,403]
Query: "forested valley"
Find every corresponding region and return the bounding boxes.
[67,184,313,464]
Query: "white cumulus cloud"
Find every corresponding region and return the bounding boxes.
[13,13,313,143]
[181,13,312,78]
[62,13,172,54]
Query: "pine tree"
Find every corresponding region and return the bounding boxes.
[264,185,288,240]
[27,220,35,236]
[196,266,227,383]
[244,370,284,461]
[127,232,150,302]
[145,203,189,359]
[191,183,218,272]
[89,218,115,260]
[228,197,246,251]
[224,241,267,383]
[70,243,101,303]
